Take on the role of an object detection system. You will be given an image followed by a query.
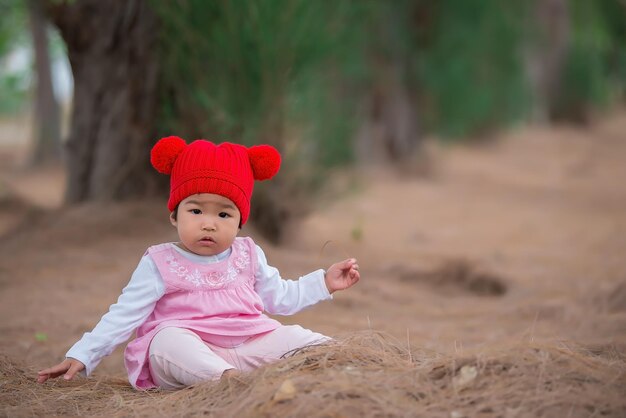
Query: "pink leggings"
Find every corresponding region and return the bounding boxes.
[148,325,329,390]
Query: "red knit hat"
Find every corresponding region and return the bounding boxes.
[150,136,281,225]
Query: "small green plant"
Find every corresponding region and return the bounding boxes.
[351,222,363,242]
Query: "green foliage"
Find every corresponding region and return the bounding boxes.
[151,0,367,173]
[553,0,626,119]
[0,0,27,57]
[0,0,29,115]
[0,72,29,113]
[411,0,530,138]
[600,0,626,98]
[150,0,625,156]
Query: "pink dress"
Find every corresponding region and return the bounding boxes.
[124,237,281,389]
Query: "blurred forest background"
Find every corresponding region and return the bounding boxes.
[2,1,626,416]
[0,0,625,239]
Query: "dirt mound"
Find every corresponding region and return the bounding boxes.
[390,259,508,297]
[3,332,625,418]
[0,180,43,238]
[605,281,626,313]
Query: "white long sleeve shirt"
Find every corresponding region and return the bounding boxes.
[66,243,331,376]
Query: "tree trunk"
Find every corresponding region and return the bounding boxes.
[356,3,421,168]
[357,66,420,165]
[28,0,61,165]
[45,0,161,203]
[524,0,570,123]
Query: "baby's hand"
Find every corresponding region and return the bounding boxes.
[324,258,360,294]
[37,358,85,383]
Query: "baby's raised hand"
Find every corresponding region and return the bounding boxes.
[324,258,360,294]
[37,358,85,383]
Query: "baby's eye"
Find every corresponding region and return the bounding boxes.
[189,209,202,215]
[219,212,231,218]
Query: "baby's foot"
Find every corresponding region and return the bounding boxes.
[220,368,241,382]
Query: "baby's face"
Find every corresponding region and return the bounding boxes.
[170,193,241,256]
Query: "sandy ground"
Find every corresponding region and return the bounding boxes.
[0,111,625,416]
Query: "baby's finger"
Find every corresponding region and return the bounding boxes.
[340,258,356,270]
[38,363,68,377]
[37,364,68,383]
[64,362,84,380]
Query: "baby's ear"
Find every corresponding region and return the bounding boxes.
[151,136,187,174]
[169,211,178,227]
[247,145,281,180]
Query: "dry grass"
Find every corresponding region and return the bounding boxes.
[2,331,625,418]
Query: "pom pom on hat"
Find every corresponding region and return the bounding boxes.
[248,145,281,180]
[151,136,187,174]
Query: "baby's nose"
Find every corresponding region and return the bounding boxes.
[202,219,216,231]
